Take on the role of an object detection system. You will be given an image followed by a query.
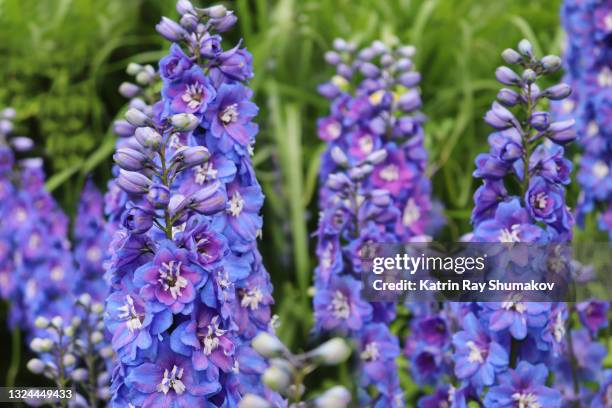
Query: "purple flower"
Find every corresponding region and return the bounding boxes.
[160,43,193,81]
[525,177,564,223]
[483,301,549,340]
[473,199,544,243]
[165,66,216,115]
[206,83,258,149]
[125,340,220,406]
[484,361,561,407]
[452,313,508,387]
[576,300,609,334]
[135,241,205,314]
[314,276,372,333]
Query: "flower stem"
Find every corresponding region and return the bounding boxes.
[6,327,20,388]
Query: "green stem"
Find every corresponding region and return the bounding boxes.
[509,337,520,369]
[6,327,20,388]
[565,306,580,407]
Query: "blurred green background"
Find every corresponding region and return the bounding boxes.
[5,0,591,399]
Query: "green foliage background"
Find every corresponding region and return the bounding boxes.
[7,0,606,401]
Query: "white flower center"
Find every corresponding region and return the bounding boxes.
[182,82,207,110]
[86,246,102,263]
[502,301,526,314]
[360,342,380,361]
[29,233,41,249]
[379,164,399,181]
[466,341,485,363]
[327,122,341,140]
[598,67,612,88]
[158,260,188,300]
[51,266,64,281]
[605,13,612,30]
[403,198,420,227]
[593,160,609,180]
[561,99,574,114]
[194,162,218,184]
[241,287,263,310]
[330,290,350,319]
[587,121,599,137]
[553,311,565,343]
[117,295,143,333]
[228,191,245,217]
[321,242,334,269]
[498,224,521,243]
[534,192,548,209]
[200,315,227,355]
[15,208,27,223]
[157,365,186,395]
[359,135,373,154]
[511,392,541,408]
[220,104,239,124]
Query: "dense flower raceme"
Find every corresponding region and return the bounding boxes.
[104,2,278,407]
[420,40,610,407]
[314,39,437,407]
[553,0,612,238]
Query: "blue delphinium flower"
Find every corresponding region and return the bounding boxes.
[315,39,438,406]
[104,2,276,406]
[553,0,612,239]
[484,361,562,407]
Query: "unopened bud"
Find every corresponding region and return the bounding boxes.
[34,316,49,329]
[27,359,46,374]
[262,366,291,392]
[314,386,352,408]
[238,394,273,408]
[311,338,351,365]
[252,332,285,358]
[171,113,199,132]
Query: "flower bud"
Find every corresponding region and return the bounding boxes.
[211,13,237,32]
[326,173,352,191]
[330,146,349,167]
[1,107,16,119]
[359,62,380,78]
[119,82,141,98]
[64,326,75,337]
[117,170,152,195]
[497,88,521,106]
[262,366,292,392]
[314,386,352,408]
[495,66,521,86]
[484,102,517,130]
[180,13,199,29]
[324,51,341,65]
[63,354,76,366]
[371,189,392,207]
[123,205,154,234]
[522,69,537,84]
[238,394,273,408]
[125,108,149,126]
[332,38,348,52]
[114,147,150,171]
[51,316,63,328]
[113,120,136,138]
[171,113,199,132]
[10,136,34,152]
[541,55,561,73]
[71,368,88,382]
[134,127,162,149]
[357,47,376,61]
[252,332,285,358]
[398,45,416,58]
[204,5,228,18]
[311,338,351,365]
[71,316,82,327]
[92,303,104,314]
[30,338,53,353]
[27,359,46,374]
[172,146,210,171]
[176,0,195,15]
[78,293,92,306]
[156,17,186,42]
[184,181,227,215]
[530,112,551,131]
[398,89,421,112]
[396,58,413,72]
[126,63,142,76]
[366,149,388,165]
[501,48,522,64]
[518,39,533,57]
[100,346,114,359]
[348,164,373,180]
[398,72,420,88]
[547,119,577,145]
[147,184,171,208]
[34,316,49,329]
[91,331,104,345]
[380,53,394,67]
[541,83,572,100]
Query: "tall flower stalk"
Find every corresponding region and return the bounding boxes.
[554,1,612,238]
[104,2,276,406]
[315,39,435,407]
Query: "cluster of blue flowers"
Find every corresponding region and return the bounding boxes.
[315,39,435,407]
[417,40,610,407]
[104,2,277,406]
[554,0,612,239]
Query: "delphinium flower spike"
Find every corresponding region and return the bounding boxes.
[428,39,608,407]
[553,0,611,237]
[104,2,277,406]
[315,39,435,407]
